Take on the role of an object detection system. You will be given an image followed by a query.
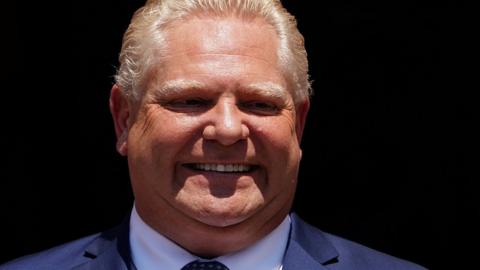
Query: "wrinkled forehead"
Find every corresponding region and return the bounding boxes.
[163,14,280,64]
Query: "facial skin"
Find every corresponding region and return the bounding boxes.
[110,15,309,257]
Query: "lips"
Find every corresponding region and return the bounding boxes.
[184,163,255,173]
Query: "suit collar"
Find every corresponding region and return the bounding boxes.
[283,213,339,270]
[73,213,338,270]
[73,215,136,270]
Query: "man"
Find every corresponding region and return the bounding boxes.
[1,0,427,269]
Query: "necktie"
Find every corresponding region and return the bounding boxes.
[181,260,230,270]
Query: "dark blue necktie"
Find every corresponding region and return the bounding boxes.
[181,260,230,270]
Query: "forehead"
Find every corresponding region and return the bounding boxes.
[144,14,290,100]
[164,14,280,62]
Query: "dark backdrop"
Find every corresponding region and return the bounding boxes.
[2,1,473,269]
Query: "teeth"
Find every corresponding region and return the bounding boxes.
[193,163,251,172]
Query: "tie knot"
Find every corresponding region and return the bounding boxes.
[181,260,229,270]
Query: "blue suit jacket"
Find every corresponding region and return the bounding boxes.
[0,214,427,269]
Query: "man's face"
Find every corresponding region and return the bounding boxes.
[111,16,309,229]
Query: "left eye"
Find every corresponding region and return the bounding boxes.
[180,99,209,106]
[241,101,280,114]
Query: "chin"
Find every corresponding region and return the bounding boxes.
[189,203,260,228]
[195,213,249,227]
[175,186,265,228]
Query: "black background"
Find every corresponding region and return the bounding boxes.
[2,1,474,269]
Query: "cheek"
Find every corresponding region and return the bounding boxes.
[160,108,201,135]
[129,109,203,159]
[251,114,298,150]
[250,117,301,186]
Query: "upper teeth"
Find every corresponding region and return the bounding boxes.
[193,164,251,172]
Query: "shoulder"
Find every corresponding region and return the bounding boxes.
[323,231,427,270]
[290,214,428,270]
[0,219,130,270]
[0,233,102,270]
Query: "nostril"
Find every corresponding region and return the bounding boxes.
[203,125,216,140]
[241,124,249,138]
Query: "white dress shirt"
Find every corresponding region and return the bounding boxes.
[129,205,291,270]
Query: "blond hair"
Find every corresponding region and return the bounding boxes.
[115,0,311,104]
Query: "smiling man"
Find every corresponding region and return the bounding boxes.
[110,12,308,259]
[1,1,427,270]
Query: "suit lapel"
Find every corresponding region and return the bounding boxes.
[71,246,131,270]
[73,216,136,270]
[283,214,339,270]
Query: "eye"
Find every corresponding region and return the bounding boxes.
[240,101,280,115]
[164,98,212,112]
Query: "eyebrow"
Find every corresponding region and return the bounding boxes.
[244,82,289,102]
[155,79,288,101]
[156,79,206,97]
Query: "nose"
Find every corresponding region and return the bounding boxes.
[202,98,249,145]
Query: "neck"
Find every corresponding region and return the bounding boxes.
[135,202,292,257]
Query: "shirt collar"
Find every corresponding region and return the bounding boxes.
[129,205,291,270]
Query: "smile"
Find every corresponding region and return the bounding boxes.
[185,163,253,173]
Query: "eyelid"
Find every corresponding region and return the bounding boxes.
[162,97,213,112]
[239,100,281,115]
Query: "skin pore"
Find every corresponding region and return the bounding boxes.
[110,14,309,257]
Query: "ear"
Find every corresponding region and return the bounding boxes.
[109,84,131,156]
[295,99,310,143]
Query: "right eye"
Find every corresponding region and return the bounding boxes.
[164,98,212,112]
